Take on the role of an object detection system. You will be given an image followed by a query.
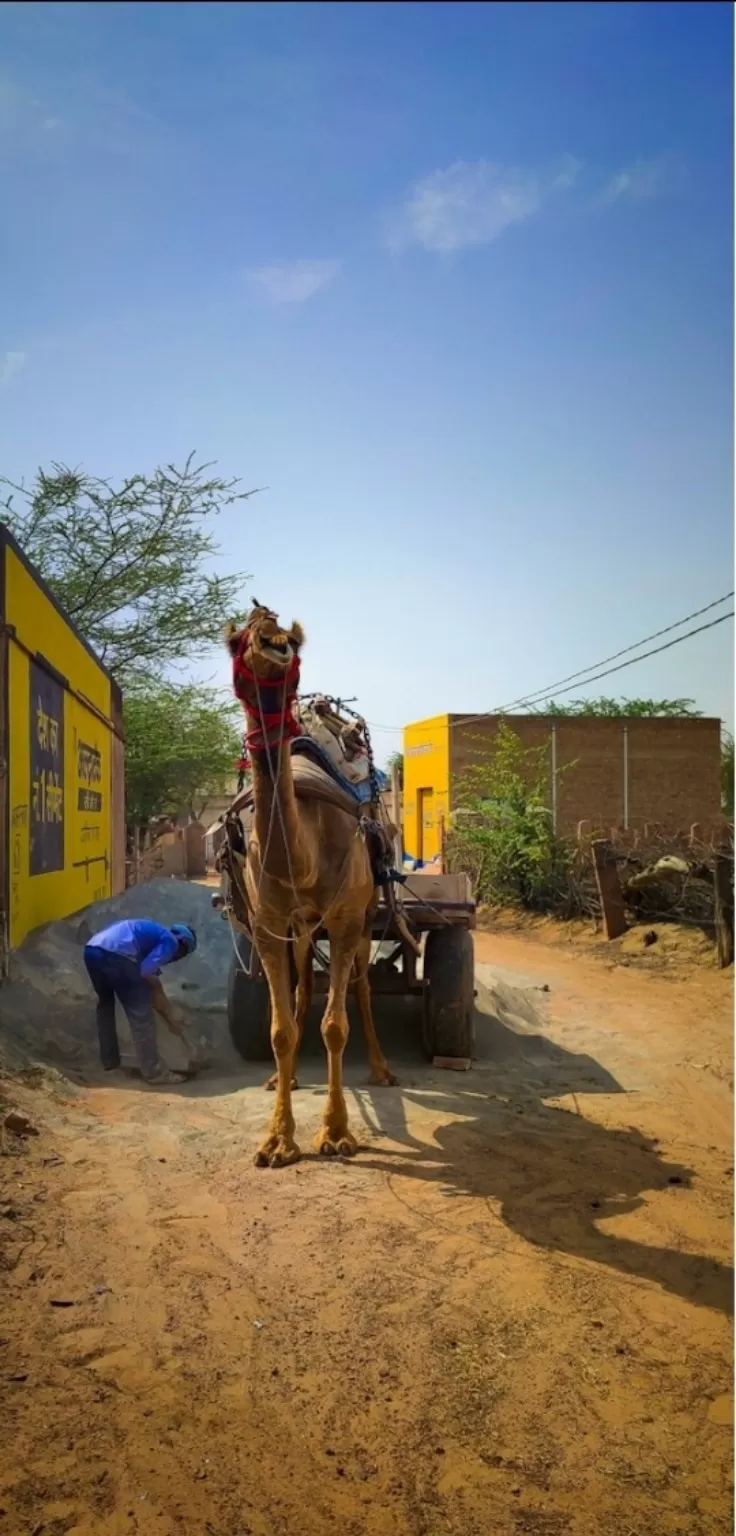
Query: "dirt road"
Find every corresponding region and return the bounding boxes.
[1,928,732,1536]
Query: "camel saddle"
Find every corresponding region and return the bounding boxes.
[231,738,381,822]
[222,738,395,888]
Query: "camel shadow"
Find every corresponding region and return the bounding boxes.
[355,1100,733,1316]
[339,988,734,1319]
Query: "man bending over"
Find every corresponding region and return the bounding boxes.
[83,919,199,1086]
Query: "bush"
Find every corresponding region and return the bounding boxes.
[444,719,727,930]
[445,721,578,913]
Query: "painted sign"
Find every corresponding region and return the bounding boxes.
[405,742,433,758]
[77,739,103,813]
[29,660,65,876]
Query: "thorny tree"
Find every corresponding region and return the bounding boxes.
[540,696,703,717]
[386,751,404,788]
[0,456,259,686]
[124,683,243,829]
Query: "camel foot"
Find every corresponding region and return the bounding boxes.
[264,1073,299,1091]
[369,1063,399,1087]
[314,1127,358,1159]
[254,1135,301,1169]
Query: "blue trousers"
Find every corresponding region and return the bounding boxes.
[83,945,161,1079]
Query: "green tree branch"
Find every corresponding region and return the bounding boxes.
[123,682,242,827]
[0,455,260,686]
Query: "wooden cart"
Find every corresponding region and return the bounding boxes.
[220,870,476,1065]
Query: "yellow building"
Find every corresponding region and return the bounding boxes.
[403,714,451,864]
[403,709,724,865]
[0,524,125,963]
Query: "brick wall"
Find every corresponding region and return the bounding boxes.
[554,717,625,832]
[448,714,722,836]
[624,717,722,830]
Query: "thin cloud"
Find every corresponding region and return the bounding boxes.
[0,351,25,387]
[596,158,670,207]
[388,157,580,255]
[0,70,184,172]
[247,260,341,305]
[0,76,68,157]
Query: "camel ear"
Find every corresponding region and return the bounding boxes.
[225,621,242,656]
[289,621,305,652]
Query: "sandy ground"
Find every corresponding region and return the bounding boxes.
[0,924,733,1536]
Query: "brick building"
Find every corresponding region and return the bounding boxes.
[403,712,723,865]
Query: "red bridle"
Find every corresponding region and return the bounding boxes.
[231,629,302,761]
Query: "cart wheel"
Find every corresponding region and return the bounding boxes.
[422,927,475,1060]
[227,936,273,1061]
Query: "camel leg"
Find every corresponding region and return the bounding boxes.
[254,937,301,1168]
[293,938,313,1064]
[314,930,360,1159]
[265,937,313,1092]
[353,934,398,1086]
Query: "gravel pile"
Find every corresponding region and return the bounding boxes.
[1,880,236,1071]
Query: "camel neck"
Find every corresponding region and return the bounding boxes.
[249,738,305,883]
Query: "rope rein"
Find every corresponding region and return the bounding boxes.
[231,638,375,981]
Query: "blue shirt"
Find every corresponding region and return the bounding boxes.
[87,919,180,978]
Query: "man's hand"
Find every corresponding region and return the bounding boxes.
[148,977,184,1034]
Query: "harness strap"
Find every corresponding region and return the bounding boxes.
[232,629,302,759]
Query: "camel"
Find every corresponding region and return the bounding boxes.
[226,604,396,1168]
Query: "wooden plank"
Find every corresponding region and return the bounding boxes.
[590,839,628,940]
[715,846,734,969]
[400,871,473,906]
[305,906,474,947]
[419,909,476,930]
[383,900,475,915]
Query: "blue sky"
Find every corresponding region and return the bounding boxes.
[1,0,733,758]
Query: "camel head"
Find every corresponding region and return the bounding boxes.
[227,603,305,754]
[226,603,305,682]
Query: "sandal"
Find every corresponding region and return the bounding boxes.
[143,1068,189,1087]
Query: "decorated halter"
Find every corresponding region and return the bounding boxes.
[231,626,302,764]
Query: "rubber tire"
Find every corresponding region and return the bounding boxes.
[422,927,475,1061]
[227,935,273,1062]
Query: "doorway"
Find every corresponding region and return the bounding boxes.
[417,787,436,863]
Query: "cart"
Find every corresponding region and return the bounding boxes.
[218,869,476,1066]
[213,691,476,1066]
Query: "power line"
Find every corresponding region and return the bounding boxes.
[366,717,418,733]
[494,590,734,714]
[365,593,734,734]
[450,611,734,726]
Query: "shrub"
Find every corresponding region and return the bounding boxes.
[445,721,576,912]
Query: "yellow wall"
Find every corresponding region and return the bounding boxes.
[5,544,115,949]
[402,714,449,863]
